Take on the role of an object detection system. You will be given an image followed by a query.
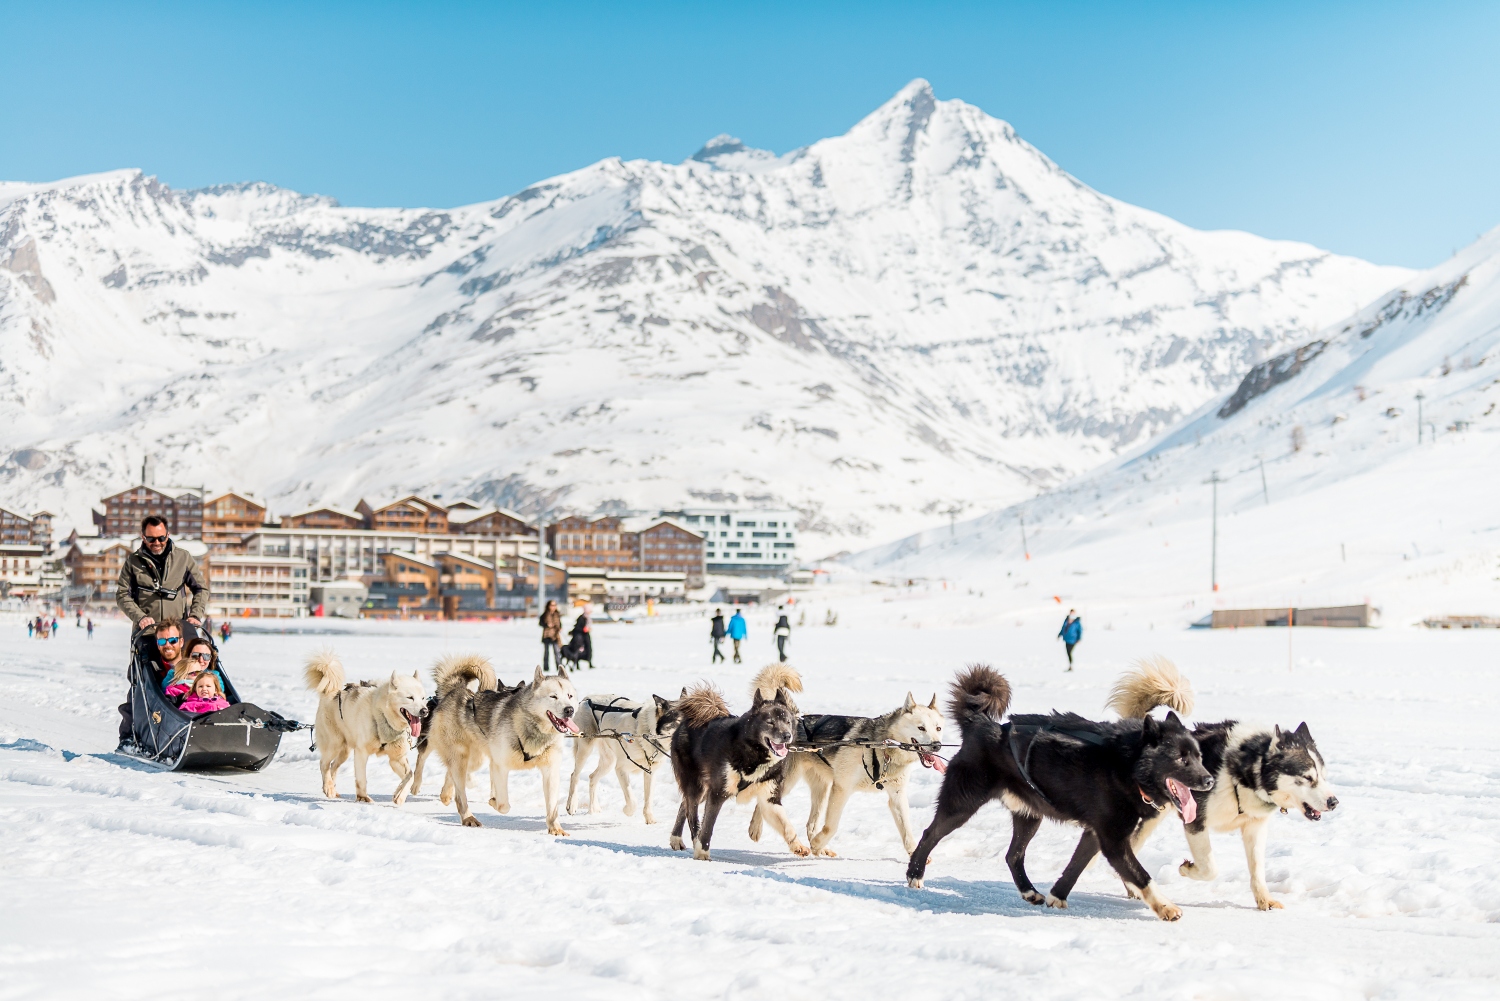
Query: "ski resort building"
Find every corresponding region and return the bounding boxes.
[203,553,311,619]
[309,579,368,618]
[547,515,705,587]
[97,484,204,540]
[446,506,536,537]
[665,508,798,576]
[364,549,566,619]
[59,537,134,599]
[565,567,687,608]
[0,507,53,552]
[356,496,449,534]
[202,492,267,552]
[0,544,46,597]
[280,506,366,530]
[239,527,545,583]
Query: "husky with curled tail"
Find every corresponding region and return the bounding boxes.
[304,649,426,804]
[669,664,810,860]
[746,673,948,857]
[906,663,1214,921]
[417,653,579,832]
[408,653,503,802]
[1108,657,1339,911]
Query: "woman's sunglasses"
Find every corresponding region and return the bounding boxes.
[189,652,213,663]
[156,637,181,646]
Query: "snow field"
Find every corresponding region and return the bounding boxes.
[2,598,1498,999]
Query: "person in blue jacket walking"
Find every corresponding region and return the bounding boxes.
[728,608,748,664]
[1058,609,1082,671]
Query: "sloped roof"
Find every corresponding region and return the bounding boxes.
[620,515,704,538]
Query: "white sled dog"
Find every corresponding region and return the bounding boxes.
[303,649,425,804]
[1108,657,1340,910]
[748,687,947,856]
[416,654,580,832]
[567,693,682,824]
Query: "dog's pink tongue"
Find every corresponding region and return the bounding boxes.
[921,752,948,774]
[1168,779,1197,824]
[409,718,421,738]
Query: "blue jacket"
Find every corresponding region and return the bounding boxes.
[728,612,748,640]
[1059,616,1082,644]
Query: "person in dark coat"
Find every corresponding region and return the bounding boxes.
[539,599,562,673]
[114,517,210,753]
[773,605,792,663]
[709,608,727,663]
[564,610,594,669]
[1058,609,1082,671]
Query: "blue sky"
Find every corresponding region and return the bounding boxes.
[3,1,1496,268]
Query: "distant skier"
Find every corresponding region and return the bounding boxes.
[709,608,726,664]
[773,605,792,663]
[87,618,95,640]
[1058,609,1082,671]
[727,608,748,664]
[220,620,232,643]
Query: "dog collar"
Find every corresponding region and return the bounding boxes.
[1138,785,1156,807]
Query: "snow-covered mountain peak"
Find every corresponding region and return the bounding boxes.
[0,84,1409,547]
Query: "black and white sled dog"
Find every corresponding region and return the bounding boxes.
[411,654,580,833]
[670,663,811,860]
[1107,657,1339,910]
[747,689,947,857]
[567,692,682,824]
[906,665,1215,921]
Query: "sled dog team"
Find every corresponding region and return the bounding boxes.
[305,651,1338,921]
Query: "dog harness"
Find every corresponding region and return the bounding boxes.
[1004,720,1108,809]
[580,697,666,771]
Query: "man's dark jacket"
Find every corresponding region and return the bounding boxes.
[115,540,209,626]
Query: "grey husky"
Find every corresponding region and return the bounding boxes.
[567,693,682,824]
[747,690,947,857]
[412,654,580,833]
[1108,657,1339,910]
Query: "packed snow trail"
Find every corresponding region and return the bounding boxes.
[2,603,1497,999]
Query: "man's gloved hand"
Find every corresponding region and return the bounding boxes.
[138,617,156,628]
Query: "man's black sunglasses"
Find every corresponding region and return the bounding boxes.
[143,534,169,544]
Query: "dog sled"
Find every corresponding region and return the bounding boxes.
[123,627,302,771]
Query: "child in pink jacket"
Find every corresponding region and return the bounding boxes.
[179,672,230,714]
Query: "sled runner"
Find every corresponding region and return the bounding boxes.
[123,628,300,771]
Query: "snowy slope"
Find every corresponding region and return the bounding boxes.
[0,81,1407,545]
[854,227,1500,623]
[3,613,1499,999]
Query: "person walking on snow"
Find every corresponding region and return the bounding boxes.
[727,608,748,664]
[1058,609,1082,671]
[773,605,792,663]
[539,599,562,673]
[709,608,726,663]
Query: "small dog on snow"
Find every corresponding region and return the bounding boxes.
[303,649,425,804]
[1107,656,1339,910]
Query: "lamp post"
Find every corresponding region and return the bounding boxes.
[1205,470,1221,592]
[1416,390,1426,444]
[535,509,547,616]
